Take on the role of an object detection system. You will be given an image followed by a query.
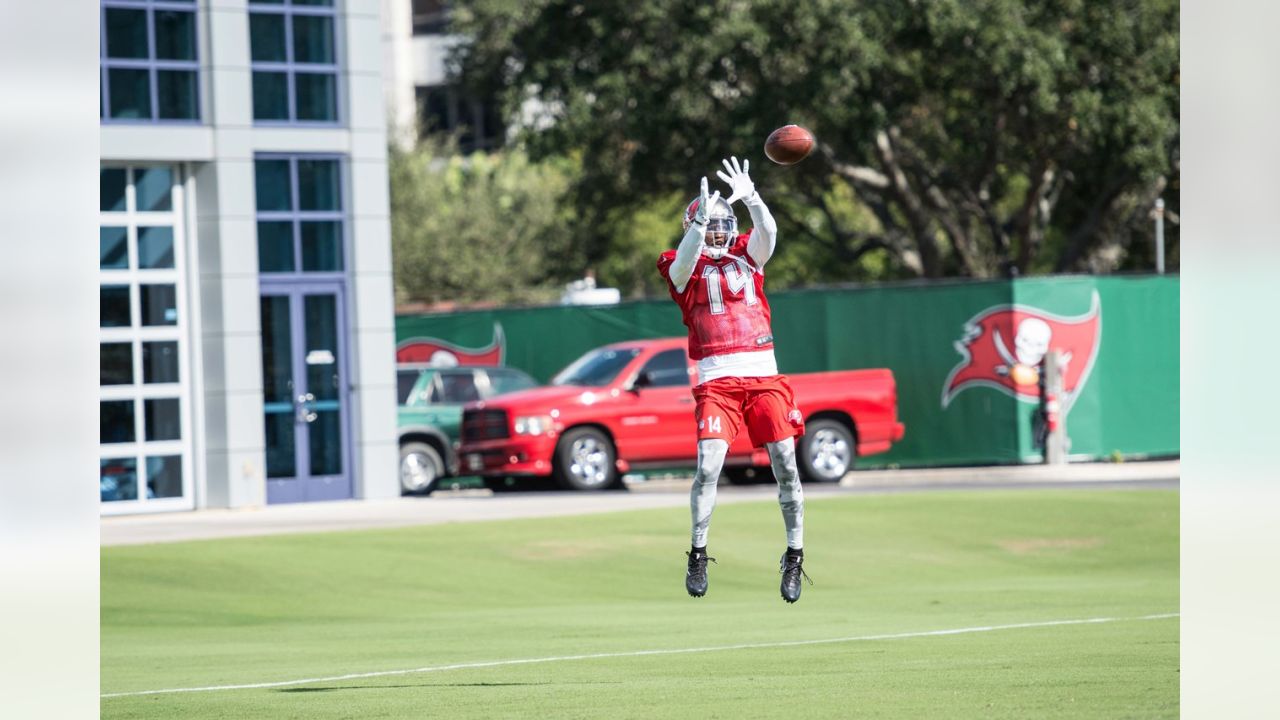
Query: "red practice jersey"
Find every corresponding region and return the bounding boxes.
[657,234,774,360]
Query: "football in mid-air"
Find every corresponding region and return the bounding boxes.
[764,125,815,165]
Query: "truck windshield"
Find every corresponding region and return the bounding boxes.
[551,348,641,387]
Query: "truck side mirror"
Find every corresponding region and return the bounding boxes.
[631,371,653,392]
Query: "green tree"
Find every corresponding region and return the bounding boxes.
[390,140,582,306]
[453,0,1179,281]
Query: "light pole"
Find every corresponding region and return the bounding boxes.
[1154,198,1165,274]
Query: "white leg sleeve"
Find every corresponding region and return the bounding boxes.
[767,437,804,550]
[690,439,729,547]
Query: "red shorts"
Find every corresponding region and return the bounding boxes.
[692,375,805,447]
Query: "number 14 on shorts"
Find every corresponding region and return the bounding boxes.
[699,415,724,433]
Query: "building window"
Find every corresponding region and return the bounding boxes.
[416,84,505,153]
[101,0,200,122]
[254,155,345,274]
[249,0,339,123]
[99,165,193,512]
[411,0,450,35]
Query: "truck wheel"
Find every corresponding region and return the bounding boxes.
[553,427,620,491]
[400,441,444,495]
[723,467,769,485]
[798,419,855,483]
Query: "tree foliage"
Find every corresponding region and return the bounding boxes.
[453,0,1179,281]
[390,140,581,306]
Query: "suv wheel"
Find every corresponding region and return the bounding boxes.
[553,427,620,491]
[798,419,855,483]
[400,441,444,495]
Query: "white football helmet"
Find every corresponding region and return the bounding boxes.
[682,194,737,259]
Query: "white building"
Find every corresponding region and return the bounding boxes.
[381,0,504,151]
[99,0,399,513]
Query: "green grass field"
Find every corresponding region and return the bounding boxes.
[101,488,1178,719]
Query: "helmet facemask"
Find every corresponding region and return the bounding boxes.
[683,196,737,260]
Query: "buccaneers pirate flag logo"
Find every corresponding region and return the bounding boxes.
[396,323,506,366]
[941,292,1101,410]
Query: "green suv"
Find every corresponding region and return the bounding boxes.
[397,364,539,495]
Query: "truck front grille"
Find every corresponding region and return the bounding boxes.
[463,409,510,441]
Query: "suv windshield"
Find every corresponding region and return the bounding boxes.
[551,348,641,387]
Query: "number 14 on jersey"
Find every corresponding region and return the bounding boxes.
[702,259,758,314]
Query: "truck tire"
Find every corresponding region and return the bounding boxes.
[798,419,855,483]
[553,427,620,491]
[723,466,769,485]
[400,441,444,495]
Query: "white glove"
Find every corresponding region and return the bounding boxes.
[691,176,721,227]
[715,156,755,205]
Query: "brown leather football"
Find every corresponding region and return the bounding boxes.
[764,125,816,165]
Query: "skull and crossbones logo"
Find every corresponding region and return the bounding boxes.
[993,318,1071,386]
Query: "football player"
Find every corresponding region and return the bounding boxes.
[657,157,811,603]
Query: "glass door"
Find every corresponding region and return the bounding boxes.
[260,282,351,503]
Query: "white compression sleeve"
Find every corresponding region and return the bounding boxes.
[766,437,804,549]
[670,222,706,294]
[744,192,778,267]
[690,439,729,547]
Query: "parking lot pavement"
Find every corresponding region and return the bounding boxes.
[101,459,1178,547]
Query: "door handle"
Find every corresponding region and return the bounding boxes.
[297,392,316,404]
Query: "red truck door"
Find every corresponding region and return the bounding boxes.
[617,348,698,462]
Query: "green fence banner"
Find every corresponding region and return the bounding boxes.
[396,275,1179,467]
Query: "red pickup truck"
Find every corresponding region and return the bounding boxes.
[458,338,904,491]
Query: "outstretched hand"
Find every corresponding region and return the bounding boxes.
[692,176,721,226]
[716,156,755,205]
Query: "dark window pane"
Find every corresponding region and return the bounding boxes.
[296,159,340,210]
[252,71,290,120]
[264,410,296,478]
[101,169,127,211]
[101,400,136,444]
[101,343,134,386]
[146,456,183,498]
[249,13,287,62]
[257,220,296,272]
[157,70,198,120]
[108,68,152,120]
[301,221,342,271]
[105,8,148,59]
[101,458,138,502]
[138,226,175,269]
[143,341,180,383]
[640,349,691,387]
[100,226,129,269]
[260,295,293,404]
[295,72,336,121]
[154,10,196,60]
[135,167,173,212]
[397,369,421,404]
[304,294,339,402]
[140,284,177,326]
[101,285,132,327]
[293,15,334,64]
[145,398,181,441]
[294,0,334,6]
[249,0,285,4]
[254,159,292,210]
[309,410,343,476]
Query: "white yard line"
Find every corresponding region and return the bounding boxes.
[101,612,1179,699]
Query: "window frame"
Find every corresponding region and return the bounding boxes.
[99,164,195,514]
[254,153,349,280]
[100,0,202,124]
[248,0,343,126]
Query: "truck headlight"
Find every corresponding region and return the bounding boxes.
[513,415,554,436]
